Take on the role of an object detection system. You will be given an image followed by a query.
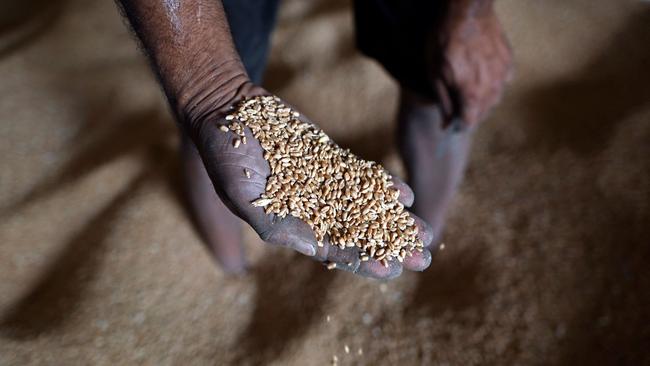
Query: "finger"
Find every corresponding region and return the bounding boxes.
[356,259,403,280]
[402,213,435,272]
[412,212,436,249]
[316,242,360,271]
[390,175,414,207]
[436,72,466,128]
[318,214,433,277]
[402,249,432,272]
[315,239,404,280]
[434,78,454,120]
[258,215,319,256]
[306,185,431,276]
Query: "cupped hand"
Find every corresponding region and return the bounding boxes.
[189,84,436,279]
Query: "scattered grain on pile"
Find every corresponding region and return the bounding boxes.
[222,96,424,264]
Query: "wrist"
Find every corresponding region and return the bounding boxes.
[172,57,250,125]
[174,63,267,137]
[116,0,256,127]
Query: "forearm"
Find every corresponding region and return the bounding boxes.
[116,0,250,124]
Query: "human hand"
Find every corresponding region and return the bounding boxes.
[186,82,436,279]
[430,0,513,126]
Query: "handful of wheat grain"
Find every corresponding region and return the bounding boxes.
[221,96,423,266]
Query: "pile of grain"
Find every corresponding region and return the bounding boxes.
[222,96,423,265]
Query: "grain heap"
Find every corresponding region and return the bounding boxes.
[222,96,423,265]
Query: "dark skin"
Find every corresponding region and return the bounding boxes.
[117,0,436,279]
[432,0,512,126]
[117,0,511,279]
[403,0,512,233]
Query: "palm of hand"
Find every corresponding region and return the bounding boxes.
[192,97,434,280]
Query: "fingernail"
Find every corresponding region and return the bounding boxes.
[294,241,316,256]
[404,250,432,272]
